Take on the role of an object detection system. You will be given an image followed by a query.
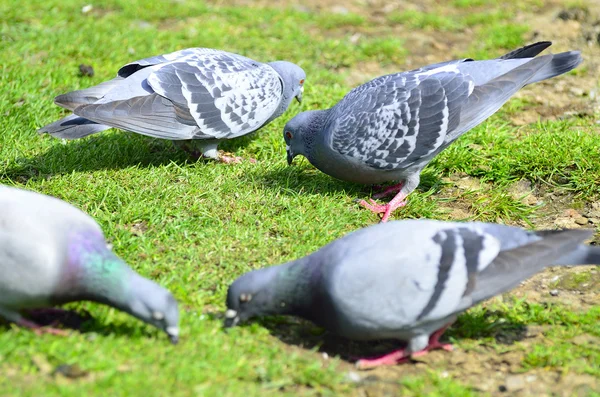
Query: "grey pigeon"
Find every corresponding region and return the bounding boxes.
[224,219,599,368]
[0,185,179,343]
[39,48,306,163]
[284,42,582,220]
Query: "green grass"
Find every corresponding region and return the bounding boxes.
[1,0,599,395]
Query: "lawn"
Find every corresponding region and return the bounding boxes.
[1,0,599,395]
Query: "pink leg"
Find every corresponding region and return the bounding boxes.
[358,191,408,223]
[16,318,69,336]
[372,182,404,199]
[355,325,453,369]
[355,348,411,369]
[26,308,72,316]
[410,326,453,358]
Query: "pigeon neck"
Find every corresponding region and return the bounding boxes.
[300,110,329,158]
[267,62,296,122]
[271,255,322,316]
[60,230,133,309]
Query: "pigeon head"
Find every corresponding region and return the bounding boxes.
[268,61,306,105]
[283,110,328,165]
[125,274,180,344]
[66,230,180,343]
[224,265,281,327]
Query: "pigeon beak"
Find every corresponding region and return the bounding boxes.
[286,146,295,166]
[295,86,303,103]
[166,326,179,344]
[224,309,240,328]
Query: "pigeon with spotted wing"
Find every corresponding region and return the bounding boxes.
[0,185,179,343]
[284,42,581,220]
[39,48,305,163]
[224,219,599,368]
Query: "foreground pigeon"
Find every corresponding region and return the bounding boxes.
[284,42,582,220]
[39,48,306,163]
[0,185,180,343]
[224,219,599,368]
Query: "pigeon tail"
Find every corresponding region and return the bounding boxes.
[525,51,582,86]
[54,77,125,111]
[499,41,552,60]
[38,114,110,139]
[554,243,600,266]
[467,229,595,307]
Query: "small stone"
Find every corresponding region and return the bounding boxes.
[322,352,329,360]
[81,4,93,13]
[54,364,88,379]
[549,289,559,296]
[504,375,525,391]
[345,371,362,383]
[564,209,580,218]
[78,64,94,77]
[569,87,585,97]
[575,217,589,225]
[331,5,349,14]
[31,354,52,375]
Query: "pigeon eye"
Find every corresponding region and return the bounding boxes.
[285,131,293,139]
[299,79,304,85]
[239,293,252,303]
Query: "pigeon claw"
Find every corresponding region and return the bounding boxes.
[355,348,411,369]
[357,195,407,223]
[17,318,69,336]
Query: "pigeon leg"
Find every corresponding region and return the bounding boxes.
[356,324,453,369]
[16,318,69,336]
[410,325,453,358]
[358,192,408,223]
[355,348,411,369]
[26,308,72,317]
[372,182,404,199]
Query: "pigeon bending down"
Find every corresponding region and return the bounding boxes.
[284,41,582,221]
[224,219,599,368]
[39,48,306,163]
[0,185,179,343]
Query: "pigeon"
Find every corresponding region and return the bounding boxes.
[0,185,180,343]
[224,219,600,368]
[283,42,582,221]
[39,48,306,163]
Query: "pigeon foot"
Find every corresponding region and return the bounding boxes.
[355,325,453,369]
[17,318,69,336]
[358,192,407,223]
[355,348,411,369]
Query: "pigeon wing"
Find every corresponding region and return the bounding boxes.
[147,52,283,139]
[326,68,472,171]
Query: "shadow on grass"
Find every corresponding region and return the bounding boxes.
[234,309,528,364]
[239,162,444,201]
[0,307,164,341]
[2,130,257,180]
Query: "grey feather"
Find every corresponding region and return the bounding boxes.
[37,114,110,139]
[284,42,582,220]
[54,77,125,111]
[0,185,180,342]
[225,220,599,361]
[40,48,306,159]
